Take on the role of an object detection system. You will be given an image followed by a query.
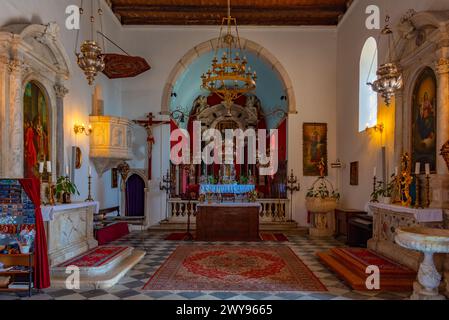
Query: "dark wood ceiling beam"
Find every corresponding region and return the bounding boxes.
[120,16,339,26]
[109,0,351,26]
[112,4,347,13]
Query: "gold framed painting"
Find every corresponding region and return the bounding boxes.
[411,67,437,173]
[303,123,328,176]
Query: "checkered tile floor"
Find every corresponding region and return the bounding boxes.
[0,231,411,300]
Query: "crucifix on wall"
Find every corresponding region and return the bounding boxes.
[133,112,170,180]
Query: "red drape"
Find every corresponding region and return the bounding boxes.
[19,178,50,289]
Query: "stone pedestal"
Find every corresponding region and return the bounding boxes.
[42,202,99,266]
[309,211,335,238]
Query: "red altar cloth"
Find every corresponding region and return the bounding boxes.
[95,223,130,245]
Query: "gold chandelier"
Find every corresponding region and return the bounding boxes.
[368,16,403,106]
[201,0,257,114]
[75,0,106,85]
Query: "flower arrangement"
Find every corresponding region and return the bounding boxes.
[207,176,218,185]
[240,176,249,185]
[371,175,396,203]
[247,190,258,202]
[306,177,340,213]
[55,176,80,204]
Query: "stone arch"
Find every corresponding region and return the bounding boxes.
[0,22,71,178]
[161,37,297,115]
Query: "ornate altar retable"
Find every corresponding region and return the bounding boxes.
[366,203,444,271]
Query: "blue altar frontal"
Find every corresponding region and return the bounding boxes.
[200,184,255,195]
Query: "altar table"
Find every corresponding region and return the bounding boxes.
[196,203,260,241]
[200,184,255,195]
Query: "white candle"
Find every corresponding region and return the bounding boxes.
[46,161,51,173]
[88,166,92,177]
[65,165,69,176]
[415,162,421,175]
[425,163,430,176]
[373,167,377,177]
[38,162,44,174]
[394,167,398,176]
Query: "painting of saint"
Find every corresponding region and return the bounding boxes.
[303,123,328,176]
[23,82,50,179]
[412,67,437,173]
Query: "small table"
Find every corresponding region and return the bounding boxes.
[196,203,260,241]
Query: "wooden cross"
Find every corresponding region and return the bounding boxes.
[133,112,170,180]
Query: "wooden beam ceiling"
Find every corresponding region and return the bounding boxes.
[108,0,352,26]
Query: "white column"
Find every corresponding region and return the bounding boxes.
[7,57,24,178]
[436,51,449,174]
[0,54,8,177]
[54,84,68,177]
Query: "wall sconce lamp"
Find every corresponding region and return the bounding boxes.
[74,123,92,136]
[365,122,384,134]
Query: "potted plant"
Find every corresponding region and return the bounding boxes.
[55,176,80,204]
[371,177,395,204]
[306,177,340,213]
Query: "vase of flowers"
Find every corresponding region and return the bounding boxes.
[55,176,80,204]
[306,177,340,213]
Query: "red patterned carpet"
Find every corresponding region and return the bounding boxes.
[165,232,289,242]
[57,246,129,268]
[144,245,326,292]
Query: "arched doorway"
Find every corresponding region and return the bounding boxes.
[126,174,146,217]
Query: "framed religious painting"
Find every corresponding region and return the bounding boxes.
[23,81,50,180]
[111,168,118,189]
[303,123,328,176]
[350,162,359,186]
[411,67,437,173]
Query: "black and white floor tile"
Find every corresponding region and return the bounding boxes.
[0,231,411,300]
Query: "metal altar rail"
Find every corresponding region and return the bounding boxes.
[168,198,289,222]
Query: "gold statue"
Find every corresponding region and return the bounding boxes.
[398,153,413,207]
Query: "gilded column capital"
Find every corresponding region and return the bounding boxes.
[54,84,69,98]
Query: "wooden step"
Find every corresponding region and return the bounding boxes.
[331,248,416,279]
[317,250,415,292]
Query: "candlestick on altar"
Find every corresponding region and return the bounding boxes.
[159,170,173,222]
[85,175,94,202]
[414,173,421,209]
[286,169,300,222]
[372,175,378,203]
[425,174,431,208]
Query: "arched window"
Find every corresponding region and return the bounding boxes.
[359,37,378,132]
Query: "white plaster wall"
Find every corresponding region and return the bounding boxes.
[0,0,122,209]
[336,0,449,210]
[120,26,338,227]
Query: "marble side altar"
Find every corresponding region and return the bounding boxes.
[42,202,99,266]
[367,203,444,271]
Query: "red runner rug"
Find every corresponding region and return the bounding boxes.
[143,245,326,292]
[57,246,129,268]
[164,232,289,242]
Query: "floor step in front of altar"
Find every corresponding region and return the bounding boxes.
[50,246,145,290]
[317,248,416,292]
[151,221,303,232]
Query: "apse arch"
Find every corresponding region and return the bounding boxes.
[161,37,297,118]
